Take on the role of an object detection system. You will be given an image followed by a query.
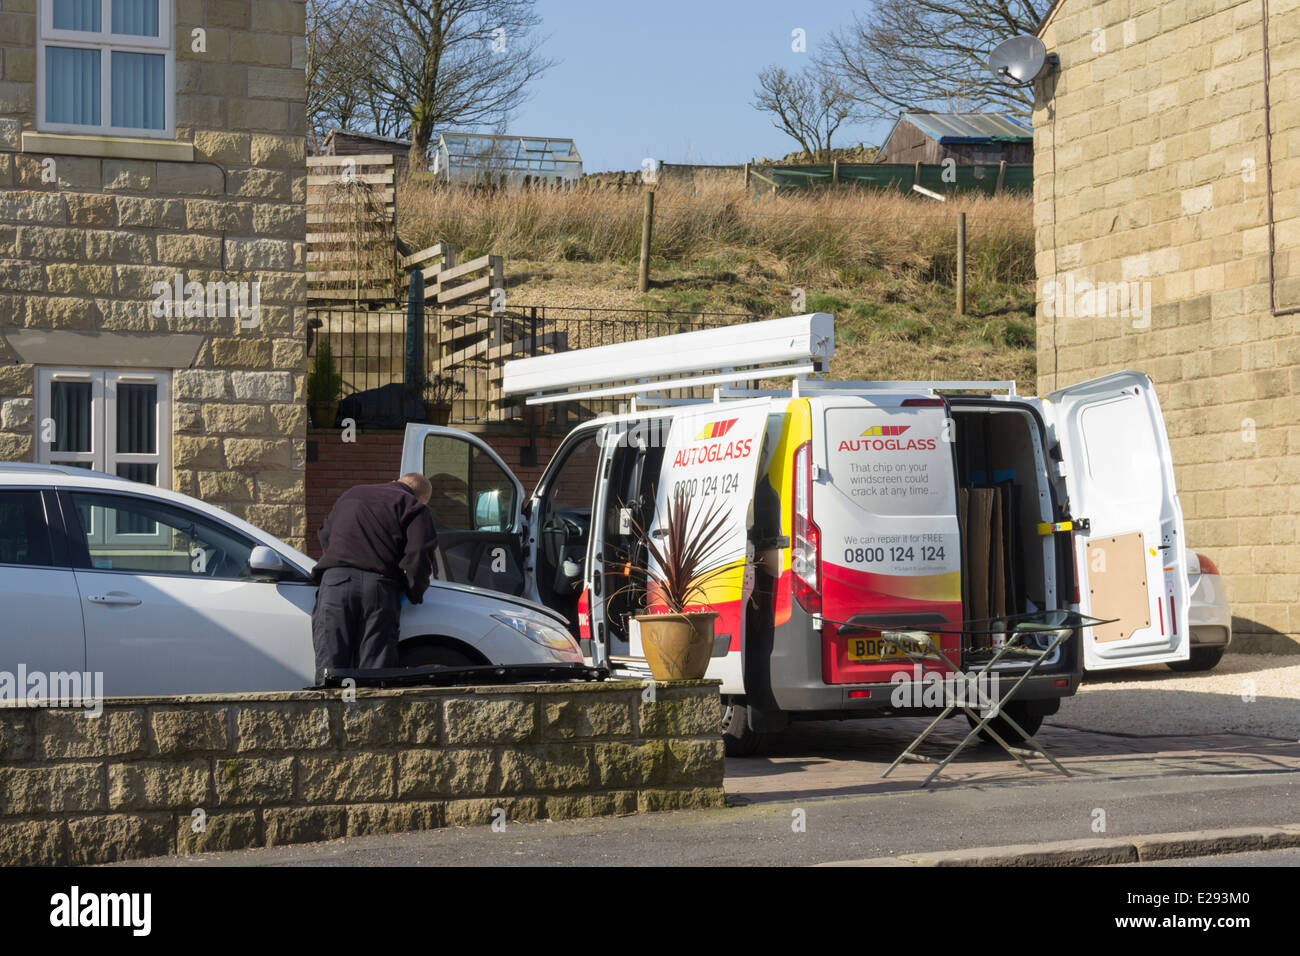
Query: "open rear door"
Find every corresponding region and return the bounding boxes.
[1047,372,1190,669]
[399,424,528,596]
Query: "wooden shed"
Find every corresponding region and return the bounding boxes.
[876,111,1033,166]
[321,128,413,178]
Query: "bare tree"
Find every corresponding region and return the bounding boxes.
[305,0,374,146]
[818,0,1048,121]
[752,65,860,161]
[365,0,556,168]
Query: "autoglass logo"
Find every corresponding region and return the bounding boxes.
[695,419,737,441]
[839,423,936,452]
[674,418,752,467]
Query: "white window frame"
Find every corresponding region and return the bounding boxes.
[36,0,175,139]
[36,367,172,485]
[36,368,173,547]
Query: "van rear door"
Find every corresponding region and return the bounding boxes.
[1046,372,1191,669]
[814,395,963,682]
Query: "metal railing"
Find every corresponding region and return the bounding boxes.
[305,303,761,429]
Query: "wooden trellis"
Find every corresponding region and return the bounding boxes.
[401,243,566,420]
[306,153,398,303]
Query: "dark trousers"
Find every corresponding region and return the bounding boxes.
[312,567,402,684]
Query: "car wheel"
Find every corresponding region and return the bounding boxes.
[966,701,1044,745]
[721,700,766,757]
[1167,645,1225,672]
[398,642,479,668]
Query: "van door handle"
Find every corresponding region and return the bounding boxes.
[88,593,142,607]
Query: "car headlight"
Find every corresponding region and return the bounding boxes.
[491,613,578,653]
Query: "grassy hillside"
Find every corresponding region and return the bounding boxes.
[398,179,1037,387]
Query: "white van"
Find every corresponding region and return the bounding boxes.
[401,314,1191,753]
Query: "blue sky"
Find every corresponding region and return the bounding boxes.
[510,0,893,172]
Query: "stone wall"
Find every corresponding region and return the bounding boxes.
[0,0,308,548]
[0,680,726,865]
[1033,0,1300,651]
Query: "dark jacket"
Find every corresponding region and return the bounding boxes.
[313,482,438,603]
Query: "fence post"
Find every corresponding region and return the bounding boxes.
[996,159,1007,194]
[831,159,839,186]
[956,212,967,317]
[638,188,655,293]
[405,267,425,419]
[744,162,750,188]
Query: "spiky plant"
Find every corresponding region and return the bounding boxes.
[627,486,737,615]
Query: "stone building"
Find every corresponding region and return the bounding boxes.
[1032,0,1300,651]
[0,0,308,549]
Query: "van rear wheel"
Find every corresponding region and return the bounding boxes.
[1167,646,1225,672]
[721,701,766,757]
[966,701,1044,745]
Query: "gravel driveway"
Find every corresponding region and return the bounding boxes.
[1051,654,1300,739]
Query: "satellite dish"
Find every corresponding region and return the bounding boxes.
[987,35,1055,87]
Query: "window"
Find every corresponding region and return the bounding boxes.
[35,369,171,492]
[68,491,257,578]
[38,0,174,138]
[544,433,599,512]
[0,491,55,568]
[421,435,517,532]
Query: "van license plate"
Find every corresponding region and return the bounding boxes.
[846,634,936,661]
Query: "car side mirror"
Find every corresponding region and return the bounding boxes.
[249,546,286,580]
[473,489,505,531]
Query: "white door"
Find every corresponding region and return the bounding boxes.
[0,489,86,677]
[1046,372,1191,669]
[589,401,770,687]
[64,489,316,695]
[399,424,529,596]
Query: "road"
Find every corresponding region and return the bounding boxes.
[127,713,1300,866]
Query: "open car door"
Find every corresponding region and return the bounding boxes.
[400,424,528,596]
[1047,372,1190,669]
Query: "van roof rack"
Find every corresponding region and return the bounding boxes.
[501,313,834,406]
[722,379,1019,397]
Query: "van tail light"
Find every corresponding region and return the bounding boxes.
[1195,552,1220,575]
[792,440,821,613]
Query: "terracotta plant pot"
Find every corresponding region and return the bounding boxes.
[635,611,718,681]
[425,401,453,426]
[309,401,338,429]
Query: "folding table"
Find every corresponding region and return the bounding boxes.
[878,610,1109,787]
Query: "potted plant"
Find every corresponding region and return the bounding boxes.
[624,487,738,681]
[306,340,343,429]
[421,371,465,425]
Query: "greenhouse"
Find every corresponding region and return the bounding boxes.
[430,133,583,189]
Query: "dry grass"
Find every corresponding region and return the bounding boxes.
[397,179,1038,385]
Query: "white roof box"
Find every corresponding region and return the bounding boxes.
[501,312,835,404]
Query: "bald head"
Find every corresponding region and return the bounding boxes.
[397,472,432,505]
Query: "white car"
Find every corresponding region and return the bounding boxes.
[1176,548,1231,672]
[0,463,582,697]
